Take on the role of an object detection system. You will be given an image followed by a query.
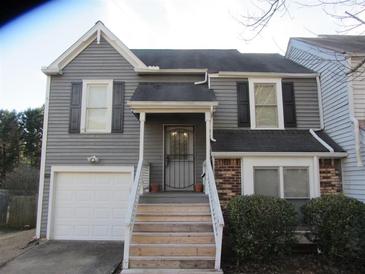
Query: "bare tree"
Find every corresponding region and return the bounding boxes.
[239,0,365,40]
[238,0,365,79]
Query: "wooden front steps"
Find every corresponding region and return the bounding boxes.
[123,194,222,273]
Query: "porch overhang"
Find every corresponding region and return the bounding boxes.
[127,101,218,113]
[128,82,218,113]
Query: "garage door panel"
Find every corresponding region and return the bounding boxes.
[51,170,132,241]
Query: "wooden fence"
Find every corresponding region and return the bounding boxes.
[0,190,36,228]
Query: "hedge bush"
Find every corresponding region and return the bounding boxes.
[226,195,297,262]
[302,194,365,264]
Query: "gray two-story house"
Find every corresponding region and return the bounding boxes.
[36,22,345,273]
[287,35,365,203]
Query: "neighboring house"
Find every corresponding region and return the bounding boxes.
[36,22,345,273]
[287,35,365,203]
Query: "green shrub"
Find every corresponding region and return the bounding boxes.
[226,195,297,262]
[302,194,365,263]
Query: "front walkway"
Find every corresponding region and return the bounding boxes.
[0,240,123,274]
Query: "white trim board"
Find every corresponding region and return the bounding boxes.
[80,79,113,134]
[46,165,134,240]
[127,101,218,113]
[42,21,146,75]
[36,76,51,239]
[241,156,319,198]
[212,151,347,158]
[248,78,284,129]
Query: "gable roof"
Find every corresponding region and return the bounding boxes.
[212,129,345,153]
[131,83,216,102]
[292,35,365,55]
[42,21,147,75]
[132,49,314,73]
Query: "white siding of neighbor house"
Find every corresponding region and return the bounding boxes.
[350,56,365,120]
[287,39,365,202]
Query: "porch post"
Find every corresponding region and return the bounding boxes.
[139,112,146,160]
[205,112,211,163]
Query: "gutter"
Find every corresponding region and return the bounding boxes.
[211,71,319,78]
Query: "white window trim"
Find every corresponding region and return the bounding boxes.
[248,78,284,129]
[80,80,113,134]
[242,156,320,199]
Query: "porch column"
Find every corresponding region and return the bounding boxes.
[205,112,211,163]
[139,112,146,160]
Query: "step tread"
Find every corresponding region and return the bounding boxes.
[136,212,211,216]
[129,256,215,260]
[138,203,209,207]
[122,269,222,274]
[130,243,215,247]
[132,232,214,236]
[135,221,212,225]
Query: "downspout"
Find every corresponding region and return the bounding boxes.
[194,71,208,85]
[316,76,324,129]
[210,106,216,142]
[346,56,363,166]
[350,117,363,166]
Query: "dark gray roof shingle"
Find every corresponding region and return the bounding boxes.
[212,129,345,153]
[131,49,314,73]
[294,35,365,54]
[131,83,216,101]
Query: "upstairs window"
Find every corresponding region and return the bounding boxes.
[81,80,113,133]
[249,79,284,129]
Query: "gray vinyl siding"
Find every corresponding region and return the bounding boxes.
[210,77,321,129]
[287,40,365,202]
[41,37,202,236]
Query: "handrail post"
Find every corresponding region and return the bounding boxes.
[122,112,146,270]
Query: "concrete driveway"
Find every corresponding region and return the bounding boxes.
[0,240,123,274]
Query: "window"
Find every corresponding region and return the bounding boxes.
[254,83,278,128]
[249,79,284,129]
[254,167,279,197]
[283,167,309,198]
[254,166,309,199]
[81,80,113,133]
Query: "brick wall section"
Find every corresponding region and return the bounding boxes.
[214,159,241,207]
[319,159,342,195]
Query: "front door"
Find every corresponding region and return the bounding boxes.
[164,126,194,191]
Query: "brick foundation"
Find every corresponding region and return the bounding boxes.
[319,159,342,195]
[214,159,241,207]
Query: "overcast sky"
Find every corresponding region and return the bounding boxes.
[0,0,351,111]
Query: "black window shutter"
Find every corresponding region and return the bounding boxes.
[237,81,250,127]
[112,81,125,133]
[282,81,297,128]
[69,82,82,133]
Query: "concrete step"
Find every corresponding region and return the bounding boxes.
[137,204,210,214]
[135,213,211,222]
[131,232,215,244]
[140,193,209,204]
[122,269,223,274]
[134,222,213,232]
[128,256,215,269]
[130,244,215,256]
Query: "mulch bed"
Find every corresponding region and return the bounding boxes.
[222,254,365,274]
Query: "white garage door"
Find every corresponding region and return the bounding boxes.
[50,169,132,241]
